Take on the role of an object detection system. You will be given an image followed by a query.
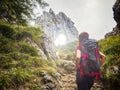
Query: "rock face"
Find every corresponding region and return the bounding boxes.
[40,34,58,60]
[113,0,120,28]
[25,34,58,60]
[32,8,79,60]
[105,0,120,38]
[35,9,78,43]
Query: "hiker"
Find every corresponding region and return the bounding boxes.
[75,32,106,90]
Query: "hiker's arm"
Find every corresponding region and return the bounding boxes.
[99,52,106,66]
[75,50,81,70]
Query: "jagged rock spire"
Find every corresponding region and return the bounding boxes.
[35,8,78,43]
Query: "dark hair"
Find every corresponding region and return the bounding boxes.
[79,32,89,42]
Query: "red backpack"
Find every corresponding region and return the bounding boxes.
[77,39,101,82]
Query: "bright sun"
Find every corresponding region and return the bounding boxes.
[55,34,66,46]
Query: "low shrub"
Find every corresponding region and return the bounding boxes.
[9,68,33,85]
[0,74,12,90]
[20,43,38,56]
[0,36,16,53]
[0,54,13,69]
[0,24,16,40]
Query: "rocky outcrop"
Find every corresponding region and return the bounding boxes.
[105,0,120,38]
[25,37,47,60]
[25,34,58,60]
[33,9,79,60]
[105,26,120,38]
[40,34,58,60]
[113,0,120,28]
[35,9,78,43]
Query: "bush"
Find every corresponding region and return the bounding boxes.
[0,54,13,69]
[0,24,16,40]
[0,74,12,90]
[8,52,20,60]
[20,43,38,56]
[0,36,16,53]
[9,68,33,85]
[99,35,120,90]
[14,26,43,42]
[16,31,32,40]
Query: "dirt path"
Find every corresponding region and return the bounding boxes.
[60,71,77,90]
[58,59,77,90]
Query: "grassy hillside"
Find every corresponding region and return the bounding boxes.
[99,35,120,90]
[0,23,57,90]
[99,35,120,67]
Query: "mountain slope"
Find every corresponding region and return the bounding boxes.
[99,35,120,90]
[0,23,60,90]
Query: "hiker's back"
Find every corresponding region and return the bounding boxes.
[76,32,101,90]
[82,39,100,73]
[77,38,101,79]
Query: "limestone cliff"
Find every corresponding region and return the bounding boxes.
[35,9,78,43]
[105,0,120,37]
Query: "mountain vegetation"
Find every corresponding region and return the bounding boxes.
[99,35,120,90]
[0,22,58,90]
[0,0,49,25]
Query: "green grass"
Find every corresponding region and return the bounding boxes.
[99,35,120,89]
[0,23,57,90]
[99,35,120,67]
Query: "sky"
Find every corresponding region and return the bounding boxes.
[42,0,116,40]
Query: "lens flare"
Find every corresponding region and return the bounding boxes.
[55,34,66,46]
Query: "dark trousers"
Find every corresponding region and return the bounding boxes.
[76,70,95,90]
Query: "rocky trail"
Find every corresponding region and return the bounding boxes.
[60,68,77,90]
[58,59,106,90]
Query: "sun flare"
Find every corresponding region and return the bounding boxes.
[55,34,66,46]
